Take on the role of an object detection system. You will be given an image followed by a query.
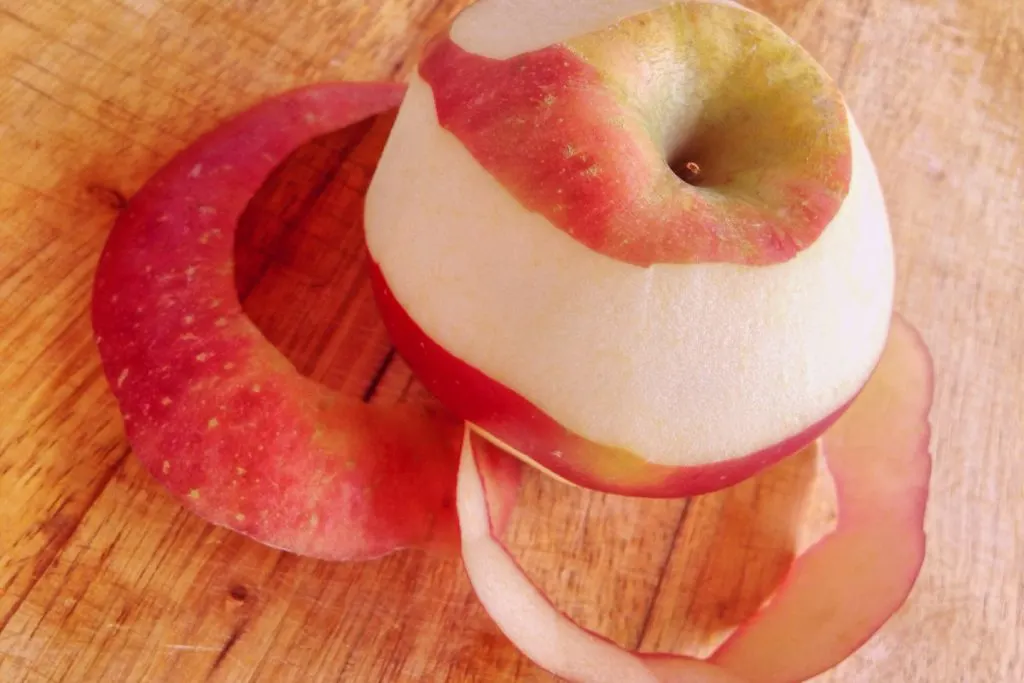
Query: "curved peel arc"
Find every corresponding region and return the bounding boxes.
[450,0,750,61]
[370,259,852,499]
[456,315,934,682]
[456,429,743,683]
[91,82,480,562]
[708,316,934,682]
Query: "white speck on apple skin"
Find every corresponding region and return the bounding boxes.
[189,163,203,178]
[117,368,129,387]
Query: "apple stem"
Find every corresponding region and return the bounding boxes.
[675,160,703,185]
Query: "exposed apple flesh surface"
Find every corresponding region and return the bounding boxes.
[371,260,851,497]
[456,315,934,682]
[91,82,524,562]
[365,0,896,494]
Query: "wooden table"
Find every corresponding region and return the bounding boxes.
[1,1,1020,681]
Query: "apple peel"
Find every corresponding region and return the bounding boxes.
[456,315,933,682]
[708,315,933,682]
[91,81,526,562]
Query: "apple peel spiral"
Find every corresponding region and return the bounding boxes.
[91,1,935,681]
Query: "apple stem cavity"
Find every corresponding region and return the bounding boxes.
[672,158,704,186]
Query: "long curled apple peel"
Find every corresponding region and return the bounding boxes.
[92,81,520,561]
[90,80,934,680]
[457,316,933,682]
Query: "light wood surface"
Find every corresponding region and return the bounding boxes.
[1,0,1021,681]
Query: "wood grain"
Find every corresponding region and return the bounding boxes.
[0,0,1021,681]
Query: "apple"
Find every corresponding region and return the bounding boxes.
[365,0,895,497]
[91,82,522,561]
[90,0,935,680]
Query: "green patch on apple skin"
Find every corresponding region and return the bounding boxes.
[419,2,851,267]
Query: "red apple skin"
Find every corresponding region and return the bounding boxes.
[91,82,524,562]
[418,28,851,267]
[370,261,856,498]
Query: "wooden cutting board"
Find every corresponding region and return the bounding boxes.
[0,0,1020,681]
